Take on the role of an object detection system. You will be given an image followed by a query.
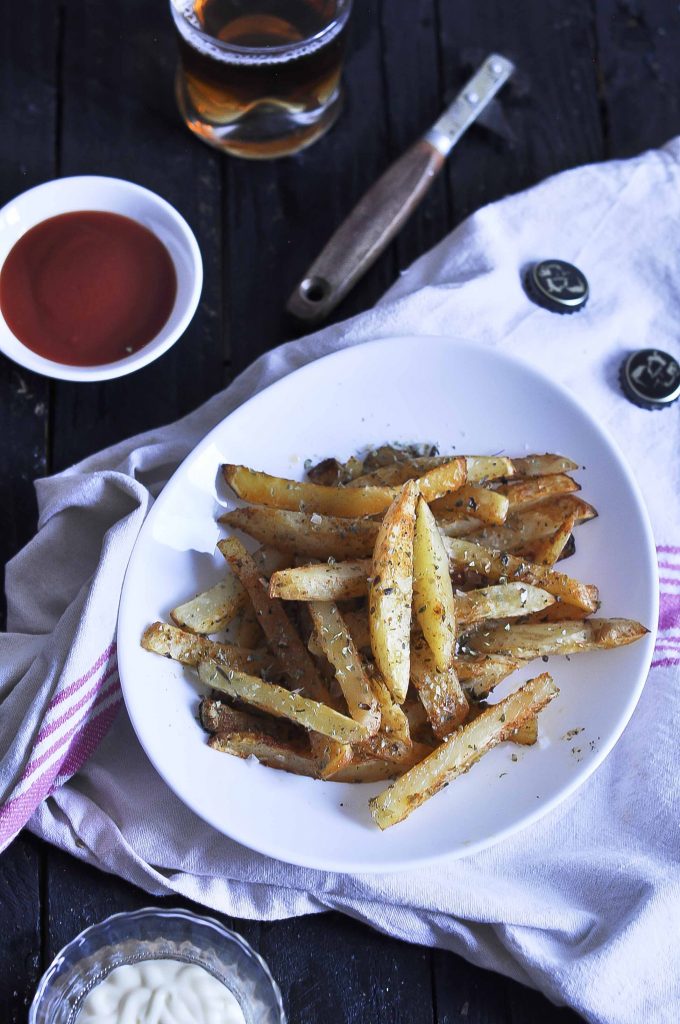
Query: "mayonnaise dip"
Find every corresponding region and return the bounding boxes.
[77,959,246,1024]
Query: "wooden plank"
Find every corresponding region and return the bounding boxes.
[0,835,43,1023]
[0,3,57,1016]
[44,847,158,962]
[436,0,604,224]
[238,911,435,1024]
[595,0,680,156]
[0,0,57,622]
[49,0,224,471]
[433,946,585,1022]
[224,0,397,370]
[378,0,452,269]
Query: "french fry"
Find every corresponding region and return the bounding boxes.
[456,655,522,697]
[308,601,380,735]
[307,455,365,485]
[331,758,401,783]
[217,536,351,776]
[141,622,277,676]
[171,576,247,635]
[431,485,509,525]
[413,496,457,671]
[355,734,430,765]
[198,661,369,744]
[270,560,371,601]
[456,582,555,626]
[200,697,297,741]
[464,701,538,746]
[518,514,577,567]
[367,670,412,747]
[349,455,512,488]
[369,673,559,829]
[468,496,596,551]
[443,536,600,613]
[209,731,320,778]
[369,481,418,703]
[510,717,539,745]
[510,454,579,477]
[220,506,379,560]
[170,547,288,635]
[217,537,330,703]
[223,463,402,517]
[231,602,264,648]
[498,473,580,512]
[410,640,469,738]
[462,618,649,659]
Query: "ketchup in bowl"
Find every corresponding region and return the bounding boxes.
[0,210,177,367]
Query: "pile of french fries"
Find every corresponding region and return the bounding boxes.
[141,445,648,830]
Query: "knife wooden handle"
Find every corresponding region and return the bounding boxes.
[287,138,445,323]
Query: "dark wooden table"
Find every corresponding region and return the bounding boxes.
[2,2,680,1021]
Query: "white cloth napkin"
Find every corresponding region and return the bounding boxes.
[3,138,680,1024]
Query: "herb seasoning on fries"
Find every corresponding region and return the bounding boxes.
[141,446,648,829]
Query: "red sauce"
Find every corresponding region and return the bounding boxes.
[0,211,177,367]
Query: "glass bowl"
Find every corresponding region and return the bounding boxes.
[29,906,286,1024]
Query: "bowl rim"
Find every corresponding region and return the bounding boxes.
[29,905,286,1023]
[0,175,203,383]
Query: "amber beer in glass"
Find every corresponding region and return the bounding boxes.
[170,0,353,158]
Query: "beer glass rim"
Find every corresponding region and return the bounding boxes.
[170,0,353,58]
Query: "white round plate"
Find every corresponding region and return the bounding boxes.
[117,337,657,872]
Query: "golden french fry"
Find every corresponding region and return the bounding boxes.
[443,536,600,614]
[200,697,295,740]
[308,601,380,735]
[413,496,457,672]
[223,463,402,517]
[369,673,559,829]
[171,575,247,635]
[510,454,579,477]
[369,481,419,703]
[455,655,522,697]
[231,601,264,648]
[217,536,350,776]
[306,455,365,485]
[367,669,412,747]
[218,536,330,704]
[350,455,513,488]
[209,731,320,778]
[456,582,555,626]
[464,701,538,746]
[498,473,580,512]
[198,662,369,744]
[410,640,468,738]
[468,496,596,551]
[330,758,401,783]
[519,514,577,567]
[462,618,649,659]
[171,547,288,635]
[270,560,371,601]
[431,485,509,525]
[220,506,379,560]
[141,622,277,676]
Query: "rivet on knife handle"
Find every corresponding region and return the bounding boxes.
[287,53,514,324]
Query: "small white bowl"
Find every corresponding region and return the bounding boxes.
[0,176,203,382]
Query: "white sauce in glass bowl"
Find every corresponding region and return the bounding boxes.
[76,959,246,1024]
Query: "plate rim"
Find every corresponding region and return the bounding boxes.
[116,334,659,872]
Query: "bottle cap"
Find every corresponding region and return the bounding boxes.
[525,259,589,313]
[620,348,680,410]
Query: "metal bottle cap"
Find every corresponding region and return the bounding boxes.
[525,259,589,313]
[620,349,680,410]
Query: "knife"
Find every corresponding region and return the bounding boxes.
[287,53,515,324]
